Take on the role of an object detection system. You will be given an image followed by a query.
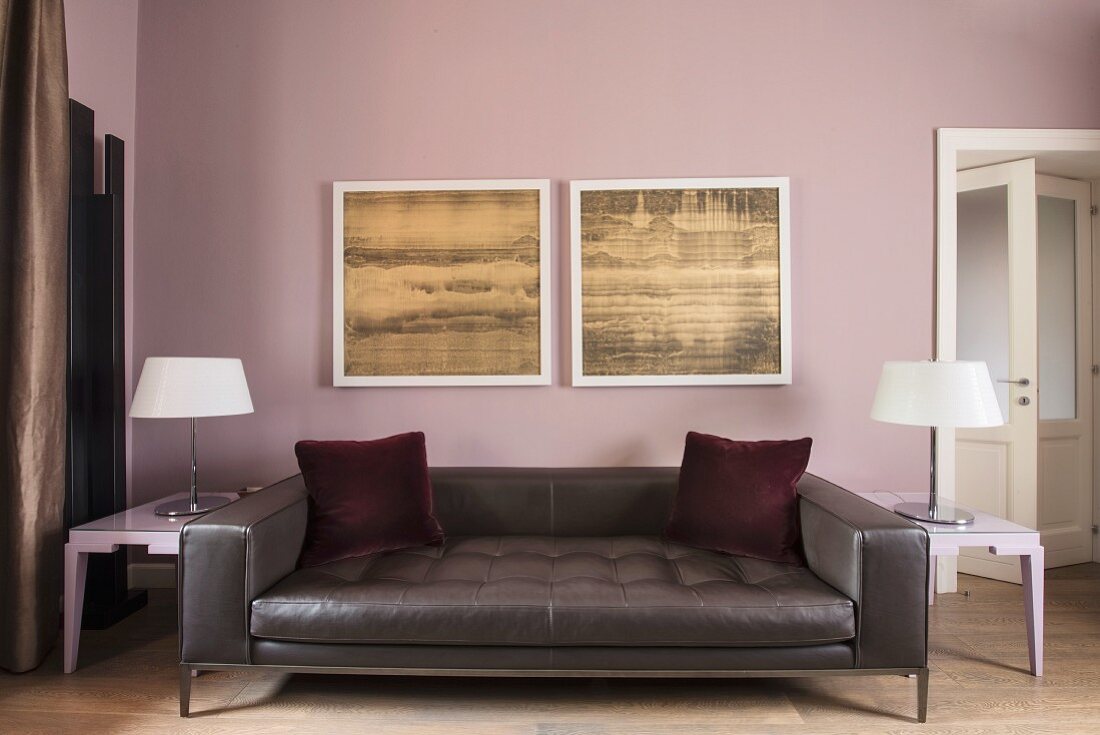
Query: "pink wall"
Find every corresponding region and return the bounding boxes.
[65,0,140,501]
[129,0,1100,504]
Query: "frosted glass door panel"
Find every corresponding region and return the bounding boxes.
[954,158,1039,584]
[957,185,1010,420]
[1034,173,1093,570]
[1037,194,1077,421]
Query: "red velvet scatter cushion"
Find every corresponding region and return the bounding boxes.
[664,432,812,565]
[294,432,444,568]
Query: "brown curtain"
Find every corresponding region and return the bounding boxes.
[0,0,69,673]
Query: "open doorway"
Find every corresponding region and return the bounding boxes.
[936,129,1100,592]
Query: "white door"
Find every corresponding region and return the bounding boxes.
[1035,174,1094,568]
[955,159,1039,584]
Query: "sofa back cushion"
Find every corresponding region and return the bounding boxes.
[295,433,445,567]
[663,432,813,565]
[429,467,678,537]
[286,463,827,545]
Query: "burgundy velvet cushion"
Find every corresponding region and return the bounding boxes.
[294,432,444,568]
[664,432,813,565]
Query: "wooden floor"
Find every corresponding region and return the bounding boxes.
[2,564,1099,734]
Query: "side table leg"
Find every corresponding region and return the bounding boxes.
[63,545,89,673]
[1021,548,1044,677]
[928,554,937,606]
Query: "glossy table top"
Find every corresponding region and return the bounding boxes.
[71,492,240,535]
[858,491,1038,535]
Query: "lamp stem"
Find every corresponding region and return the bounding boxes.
[152,413,230,517]
[190,416,198,511]
[928,425,938,519]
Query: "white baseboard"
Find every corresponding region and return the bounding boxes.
[129,562,176,589]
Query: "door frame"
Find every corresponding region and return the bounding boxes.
[936,128,1100,591]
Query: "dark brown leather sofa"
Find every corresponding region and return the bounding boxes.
[178,468,930,721]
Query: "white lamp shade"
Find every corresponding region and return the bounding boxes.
[130,357,254,419]
[871,360,1003,428]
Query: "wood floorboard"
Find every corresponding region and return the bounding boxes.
[1,564,1098,733]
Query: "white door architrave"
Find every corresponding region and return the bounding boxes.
[935,128,1100,592]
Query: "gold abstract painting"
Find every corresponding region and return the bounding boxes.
[334,180,550,386]
[571,178,791,386]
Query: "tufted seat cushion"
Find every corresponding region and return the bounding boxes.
[250,536,855,647]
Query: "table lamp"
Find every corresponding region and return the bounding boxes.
[130,357,254,516]
[871,360,1002,525]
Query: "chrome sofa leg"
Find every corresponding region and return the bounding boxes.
[917,667,929,723]
[180,664,192,717]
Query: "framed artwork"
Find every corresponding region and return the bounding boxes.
[333,179,551,386]
[570,177,791,386]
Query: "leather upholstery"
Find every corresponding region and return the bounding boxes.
[430,468,555,536]
[431,467,678,537]
[179,474,308,664]
[179,468,928,674]
[250,639,855,671]
[541,468,679,536]
[250,536,855,647]
[798,474,929,668]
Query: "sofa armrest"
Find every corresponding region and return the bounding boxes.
[179,474,308,665]
[798,474,929,669]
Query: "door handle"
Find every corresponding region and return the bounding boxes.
[997,378,1030,387]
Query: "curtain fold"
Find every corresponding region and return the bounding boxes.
[0,0,69,673]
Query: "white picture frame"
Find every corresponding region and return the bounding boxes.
[333,179,552,387]
[570,177,792,387]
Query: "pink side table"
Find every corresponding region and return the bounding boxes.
[63,492,238,673]
[858,491,1044,676]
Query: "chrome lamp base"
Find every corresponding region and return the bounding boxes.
[894,501,974,526]
[154,495,231,517]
